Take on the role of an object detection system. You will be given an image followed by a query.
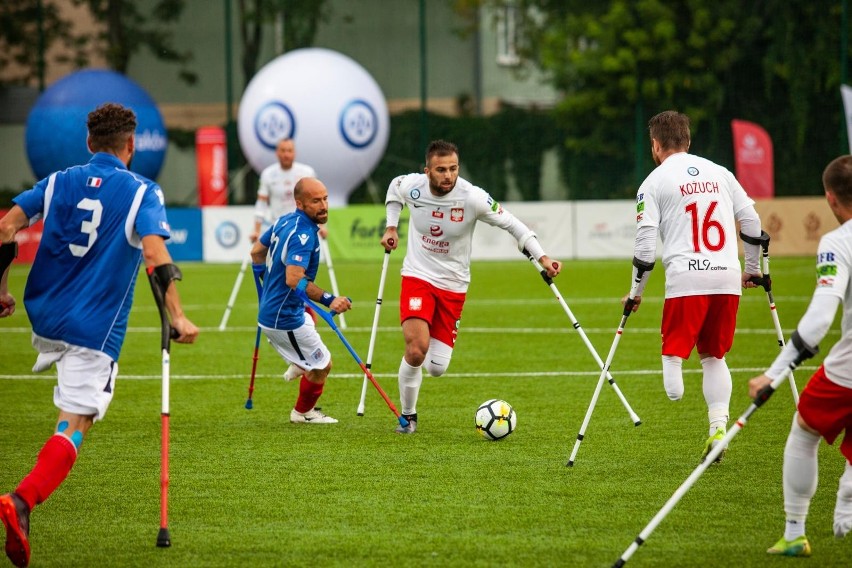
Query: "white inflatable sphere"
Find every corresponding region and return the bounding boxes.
[238,48,390,206]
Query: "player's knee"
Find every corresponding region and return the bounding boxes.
[424,340,453,377]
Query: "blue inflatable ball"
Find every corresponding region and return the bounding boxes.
[25,69,167,181]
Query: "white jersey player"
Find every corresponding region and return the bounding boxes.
[251,137,317,242]
[381,139,562,433]
[628,111,762,462]
[749,155,852,558]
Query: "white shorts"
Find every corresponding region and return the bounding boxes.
[260,318,331,371]
[32,334,117,421]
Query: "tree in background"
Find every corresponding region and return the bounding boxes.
[0,1,88,87]
[237,0,330,88]
[465,0,849,198]
[72,0,197,84]
[0,0,196,87]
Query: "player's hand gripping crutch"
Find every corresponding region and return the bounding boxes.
[523,248,641,427]
[319,236,346,329]
[566,258,654,467]
[296,289,409,429]
[357,238,394,416]
[740,230,799,405]
[146,265,183,548]
[245,264,265,409]
[613,332,818,567]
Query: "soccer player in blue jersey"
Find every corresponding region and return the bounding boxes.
[250,177,351,424]
[0,102,198,567]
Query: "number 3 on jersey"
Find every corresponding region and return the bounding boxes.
[69,198,103,258]
[685,200,725,252]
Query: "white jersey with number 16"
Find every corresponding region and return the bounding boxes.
[636,152,755,298]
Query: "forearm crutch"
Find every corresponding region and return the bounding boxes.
[320,236,346,329]
[245,268,264,410]
[565,258,653,467]
[147,265,183,548]
[297,290,409,428]
[357,239,394,416]
[613,332,818,567]
[219,253,250,331]
[523,249,641,427]
[740,230,799,406]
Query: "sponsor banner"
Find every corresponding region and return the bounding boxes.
[471,201,574,260]
[732,119,775,199]
[202,206,255,262]
[573,200,642,259]
[751,197,836,256]
[165,208,203,261]
[197,197,834,264]
[323,204,409,261]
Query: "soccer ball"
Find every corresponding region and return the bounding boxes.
[475,399,517,441]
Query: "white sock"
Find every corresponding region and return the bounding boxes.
[701,356,731,434]
[662,355,684,401]
[398,357,423,416]
[783,414,820,540]
[834,461,852,537]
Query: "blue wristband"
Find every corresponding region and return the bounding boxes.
[319,291,335,307]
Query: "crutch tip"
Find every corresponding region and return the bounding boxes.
[245,400,253,410]
[566,460,575,467]
[633,420,642,427]
[356,412,364,416]
[156,528,171,547]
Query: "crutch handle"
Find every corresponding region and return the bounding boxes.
[747,274,772,292]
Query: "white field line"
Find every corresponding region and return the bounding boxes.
[0,325,808,335]
[0,366,821,381]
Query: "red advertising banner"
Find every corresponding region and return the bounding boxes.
[731,119,774,199]
[0,209,42,263]
[196,126,228,206]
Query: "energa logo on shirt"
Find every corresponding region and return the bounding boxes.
[298,233,309,245]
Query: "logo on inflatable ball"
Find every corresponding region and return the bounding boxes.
[25,69,167,182]
[238,48,389,207]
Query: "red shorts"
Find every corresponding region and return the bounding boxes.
[660,295,739,359]
[798,365,852,463]
[400,276,465,347]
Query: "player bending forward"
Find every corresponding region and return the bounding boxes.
[382,139,562,433]
[749,155,852,557]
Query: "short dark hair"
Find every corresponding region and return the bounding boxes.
[87,103,137,153]
[648,111,690,152]
[822,155,852,206]
[425,140,458,166]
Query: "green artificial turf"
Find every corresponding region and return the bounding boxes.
[1,257,849,567]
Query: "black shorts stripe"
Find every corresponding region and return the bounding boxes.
[287,331,306,362]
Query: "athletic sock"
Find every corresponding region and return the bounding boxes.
[15,433,78,510]
[783,414,820,540]
[701,356,731,434]
[661,355,684,401]
[398,357,423,416]
[294,376,324,413]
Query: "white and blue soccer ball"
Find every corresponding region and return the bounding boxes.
[475,399,517,441]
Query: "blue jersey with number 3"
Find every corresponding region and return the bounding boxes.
[13,152,170,360]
